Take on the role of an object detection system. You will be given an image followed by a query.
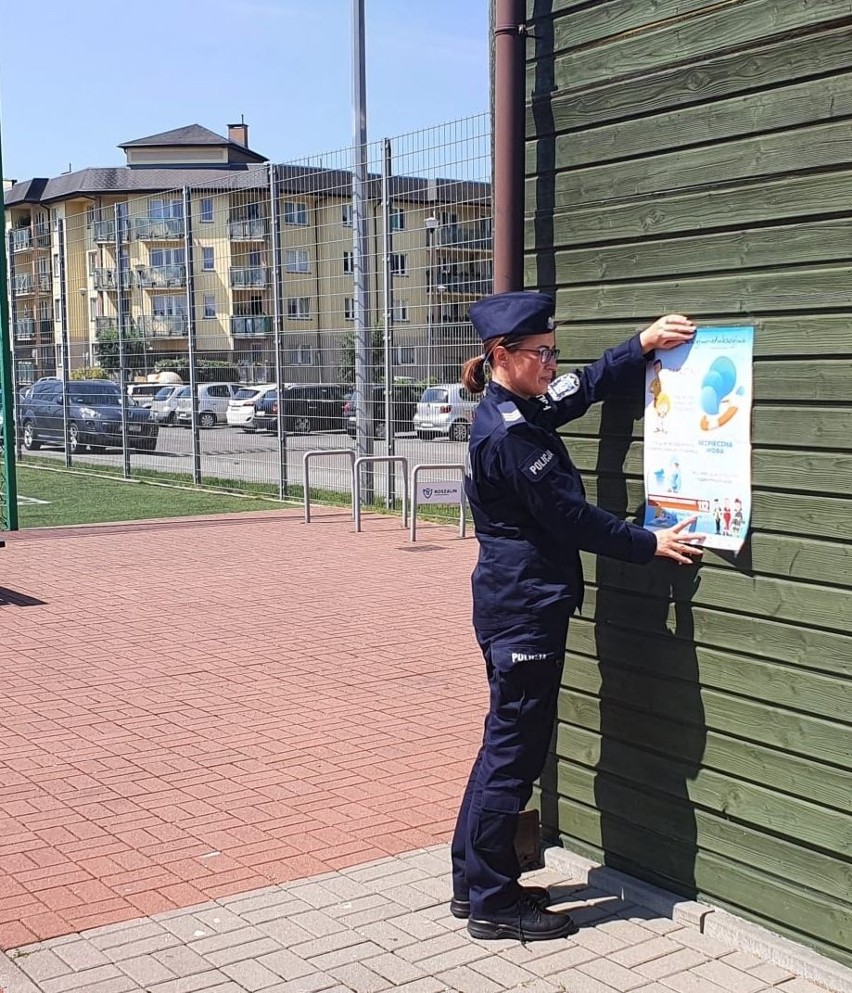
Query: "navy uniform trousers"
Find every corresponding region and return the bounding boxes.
[449,620,569,917]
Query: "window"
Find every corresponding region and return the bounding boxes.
[439,211,458,227]
[390,253,407,276]
[152,295,187,317]
[87,251,97,274]
[53,298,61,321]
[53,254,60,278]
[203,295,216,319]
[342,203,353,227]
[286,297,310,319]
[200,197,214,223]
[390,207,405,231]
[395,346,415,365]
[284,201,308,226]
[149,198,183,220]
[344,298,355,321]
[392,300,409,323]
[86,205,96,228]
[285,249,310,273]
[288,345,314,365]
[150,248,185,267]
[343,251,354,274]
[202,247,215,271]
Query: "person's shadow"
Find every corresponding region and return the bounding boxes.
[588,393,706,898]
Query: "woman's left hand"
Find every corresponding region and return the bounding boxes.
[640,314,696,353]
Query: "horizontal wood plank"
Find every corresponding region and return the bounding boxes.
[527,24,852,137]
[528,71,852,172]
[525,171,852,247]
[533,0,852,93]
[552,317,852,358]
[540,220,852,285]
[579,585,852,672]
[567,623,852,719]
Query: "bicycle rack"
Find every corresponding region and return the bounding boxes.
[303,449,357,523]
[353,456,409,532]
[410,463,468,542]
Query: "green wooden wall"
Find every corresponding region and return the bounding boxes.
[522,0,852,967]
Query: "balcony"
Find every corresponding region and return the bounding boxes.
[93,268,133,291]
[34,223,51,247]
[437,219,492,251]
[12,274,34,296]
[134,217,185,241]
[136,265,187,288]
[138,315,188,337]
[11,228,32,252]
[230,266,269,289]
[13,319,35,341]
[231,315,271,336]
[229,219,268,240]
[37,274,51,292]
[437,273,492,296]
[94,316,137,335]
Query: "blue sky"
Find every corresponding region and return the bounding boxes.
[1,0,489,181]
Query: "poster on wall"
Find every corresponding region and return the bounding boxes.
[643,325,754,553]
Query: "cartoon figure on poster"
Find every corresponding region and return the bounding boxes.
[643,326,753,553]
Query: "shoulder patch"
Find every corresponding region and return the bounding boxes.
[497,401,524,424]
[521,449,558,482]
[547,373,581,401]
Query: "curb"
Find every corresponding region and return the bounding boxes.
[543,846,852,993]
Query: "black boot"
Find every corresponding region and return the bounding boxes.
[467,894,578,941]
[450,885,550,920]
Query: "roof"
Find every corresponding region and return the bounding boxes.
[118,123,266,165]
[119,124,235,148]
[4,164,490,208]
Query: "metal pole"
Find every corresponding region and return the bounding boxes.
[493,0,525,292]
[0,136,19,530]
[268,162,288,498]
[114,204,131,477]
[183,187,201,484]
[57,218,72,468]
[380,138,395,509]
[352,0,374,505]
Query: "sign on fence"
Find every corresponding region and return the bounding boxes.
[416,481,463,504]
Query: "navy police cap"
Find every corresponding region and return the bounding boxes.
[469,291,555,343]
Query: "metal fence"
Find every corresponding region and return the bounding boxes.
[6,114,492,509]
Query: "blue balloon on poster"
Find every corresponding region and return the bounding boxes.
[701,384,720,415]
[709,356,737,397]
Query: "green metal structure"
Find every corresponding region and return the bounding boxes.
[1,124,20,533]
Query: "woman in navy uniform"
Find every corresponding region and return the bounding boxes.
[451,291,703,941]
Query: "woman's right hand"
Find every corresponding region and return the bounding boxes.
[654,516,705,565]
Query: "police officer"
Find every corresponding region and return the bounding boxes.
[451,291,702,942]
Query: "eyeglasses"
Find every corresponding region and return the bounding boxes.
[508,345,560,364]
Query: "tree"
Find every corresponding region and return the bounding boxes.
[337,326,385,385]
[94,326,147,374]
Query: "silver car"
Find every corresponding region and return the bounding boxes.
[149,384,185,425]
[414,384,480,441]
[176,383,241,429]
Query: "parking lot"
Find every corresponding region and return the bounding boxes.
[17,423,470,499]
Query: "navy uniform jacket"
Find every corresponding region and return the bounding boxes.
[466,334,658,659]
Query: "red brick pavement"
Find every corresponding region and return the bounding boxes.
[0,509,484,949]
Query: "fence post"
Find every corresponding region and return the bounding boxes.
[183,186,202,485]
[114,203,131,478]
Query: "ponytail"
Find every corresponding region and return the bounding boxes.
[459,334,517,394]
[461,355,487,394]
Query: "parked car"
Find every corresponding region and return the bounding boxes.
[127,383,166,409]
[225,384,277,432]
[149,384,185,425]
[344,384,420,439]
[20,378,159,454]
[175,383,241,428]
[255,384,348,434]
[413,384,480,441]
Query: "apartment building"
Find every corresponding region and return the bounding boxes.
[4,123,491,384]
